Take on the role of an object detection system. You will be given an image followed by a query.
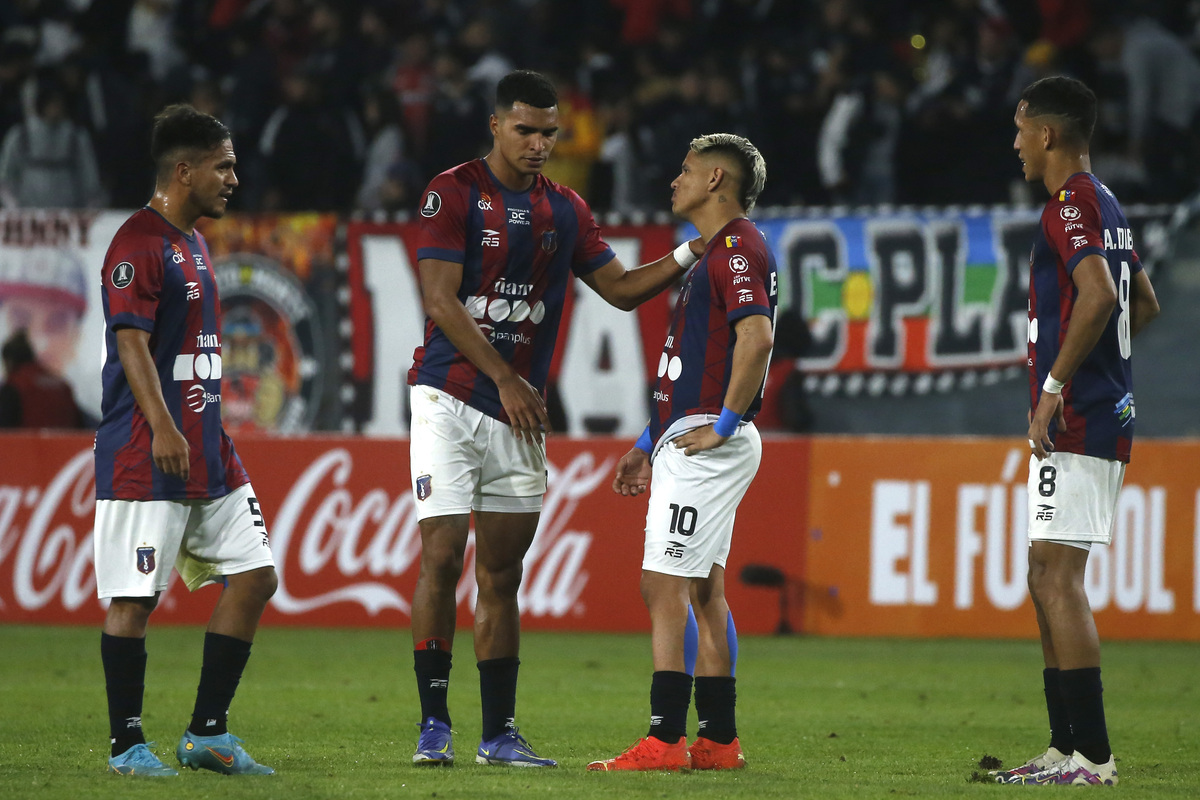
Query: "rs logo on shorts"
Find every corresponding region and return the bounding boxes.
[136,546,156,574]
[416,474,433,501]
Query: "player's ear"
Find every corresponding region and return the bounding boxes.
[708,165,725,194]
[1041,123,1057,151]
[176,160,192,186]
[489,113,500,137]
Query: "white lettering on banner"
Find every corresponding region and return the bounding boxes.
[1084,486,1173,613]
[558,236,648,435]
[869,480,937,605]
[268,447,607,618]
[0,451,96,611]
[955,484,1028,610]
[360,234,424,435]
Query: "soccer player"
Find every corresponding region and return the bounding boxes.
[95,104,277,777]
[408,69,703,768]
[588,133,775,772]
[993,77,1159,786]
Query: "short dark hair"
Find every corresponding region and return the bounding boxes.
[496,70,557,111]
[1020,76,1097,146]
[150,104,231,174]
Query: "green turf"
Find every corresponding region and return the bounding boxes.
[0,626,1196,798]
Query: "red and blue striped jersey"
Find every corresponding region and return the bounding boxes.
[408,159,615,422]
[648,218,777,446]
[1029,172,1142,462]
[95,207,249,500]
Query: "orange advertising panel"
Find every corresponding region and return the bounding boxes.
[2,433,1196,640]
[803,436,1200,640]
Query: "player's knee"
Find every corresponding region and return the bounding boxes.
[108,595,158,625]
[420,545,465,585]
[478,560,523,598]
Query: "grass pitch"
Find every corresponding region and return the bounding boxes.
[0,625,1196,799]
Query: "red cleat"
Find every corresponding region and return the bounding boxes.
[587,737,690,771]
[688,736,746,770]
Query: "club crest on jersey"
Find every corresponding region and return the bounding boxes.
[725,235,742,248]
[541,230,557,253]
[729,254,749,274]
[1058,190,1075,202]
[136,546,156,575]
[1115,392,1135,427]
[416,474,433,501]
[111,262,135,289]
[1060,206,1081,221]
[421,191,442,217]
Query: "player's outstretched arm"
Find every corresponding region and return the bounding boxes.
[417,258,550,443]
[115,327,189,480]
[673,313,774,456]
[1130,268,1160,337]
[579,237,704,311]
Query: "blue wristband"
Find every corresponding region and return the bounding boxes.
[713,406,742,437]
[634,426,653,454]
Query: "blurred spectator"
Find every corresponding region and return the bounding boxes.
[541,71,602,199]
[819,66,907,205]
[420,49,489,177]
[259,67,364,211]
[391,30,436,157]
[460,16,514,100]
[356,85,409,212]
[0,75,105,208]
[0,327,85,429]
[1089,14,1200,202]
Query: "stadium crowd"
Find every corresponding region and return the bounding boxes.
[1,0,1198,214]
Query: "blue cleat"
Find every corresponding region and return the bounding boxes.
[107,742,179,776]
[176,731,274,775]
[476,727,557,767]
[413,717,454,765]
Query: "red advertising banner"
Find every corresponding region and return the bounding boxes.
[1,433,1196,640]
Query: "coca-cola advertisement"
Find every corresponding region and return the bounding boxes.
[0,433,802,634]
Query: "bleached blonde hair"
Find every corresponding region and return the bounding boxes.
[689,133,767,211]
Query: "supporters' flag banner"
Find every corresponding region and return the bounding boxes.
[0,210,125,420]
[719,205,1174,395]
[2,433,1198,641]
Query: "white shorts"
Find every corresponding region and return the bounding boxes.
[409,385,546,521]
[1027,452,1126,548]
[642,422,762,578]
[94,483,275,599]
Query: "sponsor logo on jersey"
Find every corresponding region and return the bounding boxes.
[1035,503,1055,521]
[416,474,432,501]
[1059,205,1081,221]
[1116,392,1135,427]
[1058,190,1074,202]
[725,235,742,248]
[733,275,751,284]
[508,207,530,226]
[193,254,207,270]
[477,193,493,211]
[1070,235,1088,250]
[136,546,155,574]
[482,228,501,247]
[541,229,557,253]
[495,280,532,296]
[186,281,200,300]
[737,287,755,303]
[729,254,749,273]
[111,261,135,289]
[186,383,221,412]
[174,352,222,380]
[170,243,185,264]
[421,191,442,217]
